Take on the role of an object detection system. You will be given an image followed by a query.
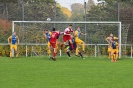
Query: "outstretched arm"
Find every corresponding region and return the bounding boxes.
[115,37,119,40]
[44,33,46,38]
[8,36,11,45]
[8,37,10,45]
[105,38,110,44]
[81,32,87,36]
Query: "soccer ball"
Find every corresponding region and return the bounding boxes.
[47,18,51,21]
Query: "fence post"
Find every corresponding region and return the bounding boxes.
[95,44,97,57]
[26,44,27,57]
[31,46,33,57]
[131,45,132,58]
[12,49,14,57]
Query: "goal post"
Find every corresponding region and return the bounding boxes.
[12,21,121,58]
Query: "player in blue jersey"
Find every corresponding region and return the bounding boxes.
[66,35,84,59]
[74,27,86,56]
[8,32,19,58]
[106,33,118,59]
[111,39,119,62]
[44,30,52,56]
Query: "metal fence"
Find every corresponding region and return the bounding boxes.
[0,43,133,58]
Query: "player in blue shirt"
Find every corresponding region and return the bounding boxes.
[8,32,19,58]
[44,30,52,56]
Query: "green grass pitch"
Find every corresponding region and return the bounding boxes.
[0,56,133,88]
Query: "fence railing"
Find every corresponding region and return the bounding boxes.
[0,43,132,58]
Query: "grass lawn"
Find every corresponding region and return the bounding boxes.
[0,56,133,88]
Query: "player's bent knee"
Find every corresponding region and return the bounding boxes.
[81,41,85,44]
[83,42,85,44]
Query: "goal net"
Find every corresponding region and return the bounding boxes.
[12,21,121,58]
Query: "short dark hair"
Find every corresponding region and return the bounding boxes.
[52,28,56,31]
[44,29,48,31]
[77,27,80,29]
[69,25,72,26]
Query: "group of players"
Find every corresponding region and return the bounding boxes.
[7,25,119,62]
[106,33,119,62]
[44,25,86,61]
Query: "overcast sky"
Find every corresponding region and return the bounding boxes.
[55,0,98,10]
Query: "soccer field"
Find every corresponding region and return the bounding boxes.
[0,56,133,88]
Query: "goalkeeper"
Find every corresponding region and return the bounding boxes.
[66,36,84,59]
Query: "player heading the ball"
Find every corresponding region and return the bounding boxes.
[61,25,74,50]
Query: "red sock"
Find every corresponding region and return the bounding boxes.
[53,52,57,61]
[53,52,56,57]
[70,43,74,50]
